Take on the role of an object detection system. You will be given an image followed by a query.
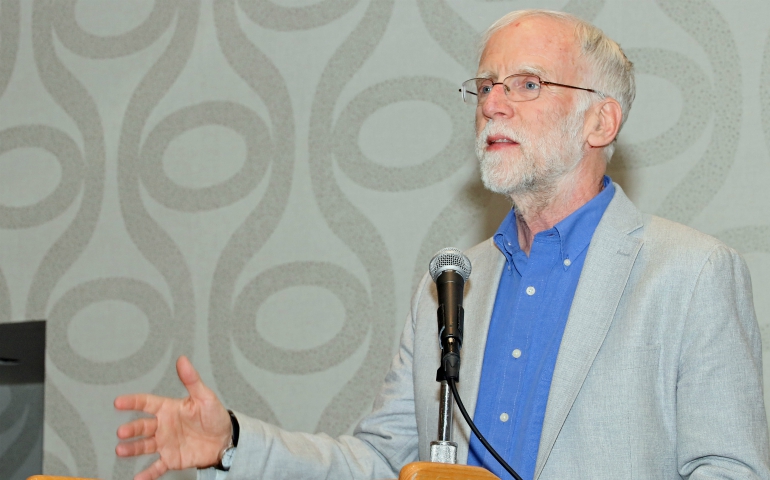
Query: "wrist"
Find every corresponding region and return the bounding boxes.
[215,410,239,471]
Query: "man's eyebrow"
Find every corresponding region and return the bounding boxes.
[516,65,548,77]
[474,65,549,79]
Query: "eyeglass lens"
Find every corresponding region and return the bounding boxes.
[462,75,542,105]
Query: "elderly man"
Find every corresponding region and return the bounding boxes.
[115,9,770,480]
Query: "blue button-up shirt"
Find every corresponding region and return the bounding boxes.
[467,177,615,479]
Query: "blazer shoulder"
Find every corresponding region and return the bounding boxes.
[412,239,499,295]
[607,184,736,258]
[641,214,739,258]
[636,214,752,285]
[464,237,500,260]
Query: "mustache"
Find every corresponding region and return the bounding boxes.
[475,121,529,161]
[476,121,528,146]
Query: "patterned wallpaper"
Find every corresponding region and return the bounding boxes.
[0,1,768,479]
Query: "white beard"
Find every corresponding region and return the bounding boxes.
[476,106,587,197]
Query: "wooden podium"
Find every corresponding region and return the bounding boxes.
[399,461,500,479]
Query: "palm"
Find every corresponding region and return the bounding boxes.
[115,356,231,480]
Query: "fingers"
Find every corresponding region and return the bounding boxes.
[117,417,158,440]
[114,393,163,414]
[176,355,209,400]
[134,458,168,480]
[115,436,157,458]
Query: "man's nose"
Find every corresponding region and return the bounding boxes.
[481,83,513,118]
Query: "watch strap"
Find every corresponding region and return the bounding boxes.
[215,410,239,471]
[229,410,239,447]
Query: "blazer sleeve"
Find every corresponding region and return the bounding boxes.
[676,245,770,479]
[197,276,431,480]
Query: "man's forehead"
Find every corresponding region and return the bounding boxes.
[476,17,582,79]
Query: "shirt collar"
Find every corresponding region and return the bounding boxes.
[554,175,615,267]
[494,207,524,274]
[494,176,615,271]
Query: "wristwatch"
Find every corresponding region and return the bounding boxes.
[216,410,240,471]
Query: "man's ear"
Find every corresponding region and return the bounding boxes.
[586,98,622,148]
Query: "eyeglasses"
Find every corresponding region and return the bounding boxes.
[459,74,603,105]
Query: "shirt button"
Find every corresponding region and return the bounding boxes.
[512,349,522,358]
[563,258,572,267]
[526,286,535,295]
[499,412,509,422]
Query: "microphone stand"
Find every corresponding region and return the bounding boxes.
[429,265,465,465]
[425,250,521,479]
[430,366,457,464]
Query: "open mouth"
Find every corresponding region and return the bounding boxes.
[486,135,520,149]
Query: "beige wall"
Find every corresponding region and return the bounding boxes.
[0,1,768,478]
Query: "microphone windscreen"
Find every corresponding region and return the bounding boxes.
[429,247,472,282]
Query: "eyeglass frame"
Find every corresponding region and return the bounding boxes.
[459,74,604,105]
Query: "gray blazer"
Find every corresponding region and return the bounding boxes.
[204,185,770,479]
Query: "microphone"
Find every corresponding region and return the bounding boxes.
[429,248,472,381]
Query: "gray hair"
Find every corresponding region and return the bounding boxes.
[480,10,636,160]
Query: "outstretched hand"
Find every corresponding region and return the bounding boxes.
[115,356,232,480]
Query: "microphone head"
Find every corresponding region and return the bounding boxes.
[429,247,472,282]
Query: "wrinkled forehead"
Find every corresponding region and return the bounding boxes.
[477,16,586,82]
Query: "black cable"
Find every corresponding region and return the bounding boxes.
[447,378,523,480]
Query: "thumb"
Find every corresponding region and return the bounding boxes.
[176,355,209,400]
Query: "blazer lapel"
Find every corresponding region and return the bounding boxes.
[534,185,644,479]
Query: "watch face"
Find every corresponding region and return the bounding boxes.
[222,446,236,470]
